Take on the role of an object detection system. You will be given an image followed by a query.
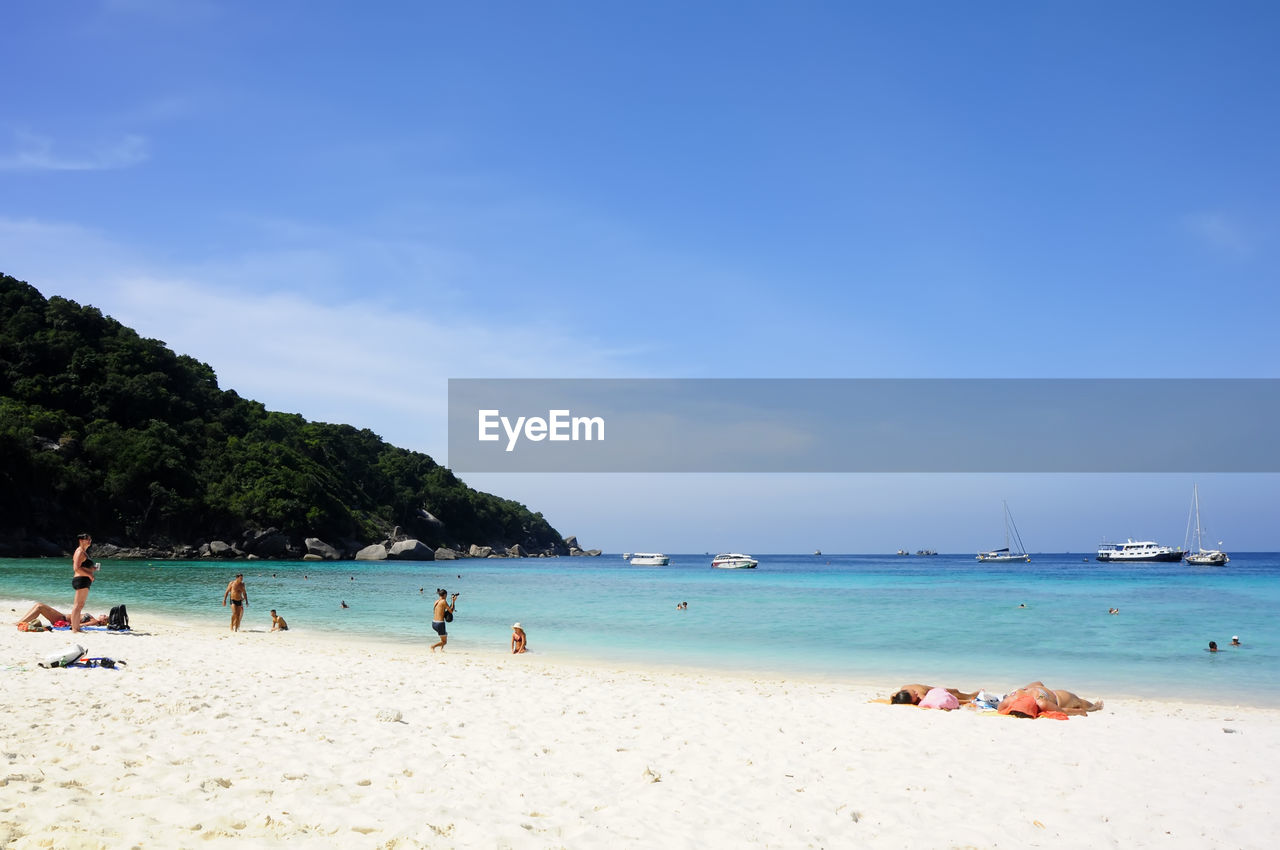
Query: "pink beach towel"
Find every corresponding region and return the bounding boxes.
[918,687,960,710]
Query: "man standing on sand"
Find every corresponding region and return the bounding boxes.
[223,573,248,632]
[430,588,458,652]
[70,532,98,633]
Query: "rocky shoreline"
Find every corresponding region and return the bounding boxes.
[0,530,602,562]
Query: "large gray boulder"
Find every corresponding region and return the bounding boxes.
[388,539,435,561]
[508,544,528,558]
[469,544,493,559]
[434,547,459,560]
[305,537,341,561]
[208,540,236,558]
[247,531,291,558]
[355,544,389,561]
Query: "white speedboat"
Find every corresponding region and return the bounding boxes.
[711,553,758,569]
[1096,539,1183,562]
[1184,485,1229,566]
[978,500,1031,562]
[629,553,669,566]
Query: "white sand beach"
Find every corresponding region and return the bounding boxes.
[1,612,1274,849]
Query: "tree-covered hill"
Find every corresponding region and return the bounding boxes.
[0,272,569,558]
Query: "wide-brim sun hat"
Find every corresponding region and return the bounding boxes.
[513,622,522,629]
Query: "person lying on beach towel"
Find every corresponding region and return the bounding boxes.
[889,684,979,706]
[17,603,107,628]
[917,687,960,710]
[997,681,1103,717]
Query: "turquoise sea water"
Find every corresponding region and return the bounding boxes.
[3,552,1277,702]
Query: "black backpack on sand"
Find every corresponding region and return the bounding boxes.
[108,605,130,631]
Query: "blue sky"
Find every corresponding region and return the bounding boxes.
[2,1,1277,551]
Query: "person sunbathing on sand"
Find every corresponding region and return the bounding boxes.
[889,684,979,705]
[997,681,1103,716]
[17,603,107,627]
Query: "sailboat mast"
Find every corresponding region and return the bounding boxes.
[1194,484,1204,553]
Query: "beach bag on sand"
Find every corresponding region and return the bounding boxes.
[108,604,130,631]
[40,644,86,668]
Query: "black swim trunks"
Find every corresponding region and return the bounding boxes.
[231,599,244,607]
[432,620,446,636]
[71,576,92,591]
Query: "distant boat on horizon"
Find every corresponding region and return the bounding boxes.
[978,500,1031,563]
[629,553,669,566]
[1184,484,1229,566]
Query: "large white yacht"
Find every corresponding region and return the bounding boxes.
[629,553,669,566]
[711,553,758,569]
[1096,539,1183,562]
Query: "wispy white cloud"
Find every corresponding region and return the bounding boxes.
[102,274,630,455]
[0,216,631,459]
[0,130,149,172]
[1182,211,1251,258]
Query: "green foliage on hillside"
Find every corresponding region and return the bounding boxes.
[0,273,564,553]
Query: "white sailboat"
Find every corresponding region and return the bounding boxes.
[1184,485,1229,566]
[977,500,1031,562]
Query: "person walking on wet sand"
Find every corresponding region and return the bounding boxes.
[430,588,458,652]
[70,532,98,633]
[223,573,248,632]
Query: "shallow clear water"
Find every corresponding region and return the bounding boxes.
[3,552,1276,701]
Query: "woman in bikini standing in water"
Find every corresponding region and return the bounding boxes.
[70,532,97,633]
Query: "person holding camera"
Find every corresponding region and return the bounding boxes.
[430,588,459,652]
